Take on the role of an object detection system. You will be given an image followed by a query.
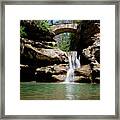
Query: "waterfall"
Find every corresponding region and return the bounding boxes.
[65,51,80,82]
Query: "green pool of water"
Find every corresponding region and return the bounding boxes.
[20,82,100,100]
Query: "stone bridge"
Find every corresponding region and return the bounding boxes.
[50,23,78,36]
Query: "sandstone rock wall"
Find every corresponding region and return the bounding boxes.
[76,20,100,83]
[20,20,68,82]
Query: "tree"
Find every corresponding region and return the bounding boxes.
[58,33,71,52]
[20,20,51,39]
[35,20,50,31]
[20,26,27,38]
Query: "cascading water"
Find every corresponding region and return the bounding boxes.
[65,51,81,83]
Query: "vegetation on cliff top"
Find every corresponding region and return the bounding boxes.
[20,20,51,39]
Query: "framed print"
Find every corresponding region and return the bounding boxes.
[0,0,119,119]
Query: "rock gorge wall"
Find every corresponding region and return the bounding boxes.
[20,20,68,82]
[75,20,100,83]
[20,20,100,83]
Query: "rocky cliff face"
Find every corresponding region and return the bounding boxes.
[76,20,100,83]
[20,20,68,82]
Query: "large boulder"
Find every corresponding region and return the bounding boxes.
[74,65,92,83]
[35,64,67,82]
[75,64,91,77]
[52,75,66,82]
[74,63,100,83]
[21,43,68,67]
[36,64,67,75]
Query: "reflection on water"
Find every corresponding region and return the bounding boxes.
[20,82,100,100]
[65,84,75,100]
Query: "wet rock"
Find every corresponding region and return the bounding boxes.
[75,65,91,77]
[53,64,67,74]
[52,75,66,82]
[74,65,92,83]
[74,76,91,83]
[35,64,67,82]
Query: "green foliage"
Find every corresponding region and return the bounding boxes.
[58,33,71,52]
[20,26,27,38]
[34,20,50,32]
[73,20,81,24]
[58,32,77,52]
[20,20,51,39]
[69,33,76,51]
[59,39,70,52]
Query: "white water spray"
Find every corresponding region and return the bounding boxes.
[65,51,80,83]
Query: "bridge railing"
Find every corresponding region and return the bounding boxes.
[50,23,78,32]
